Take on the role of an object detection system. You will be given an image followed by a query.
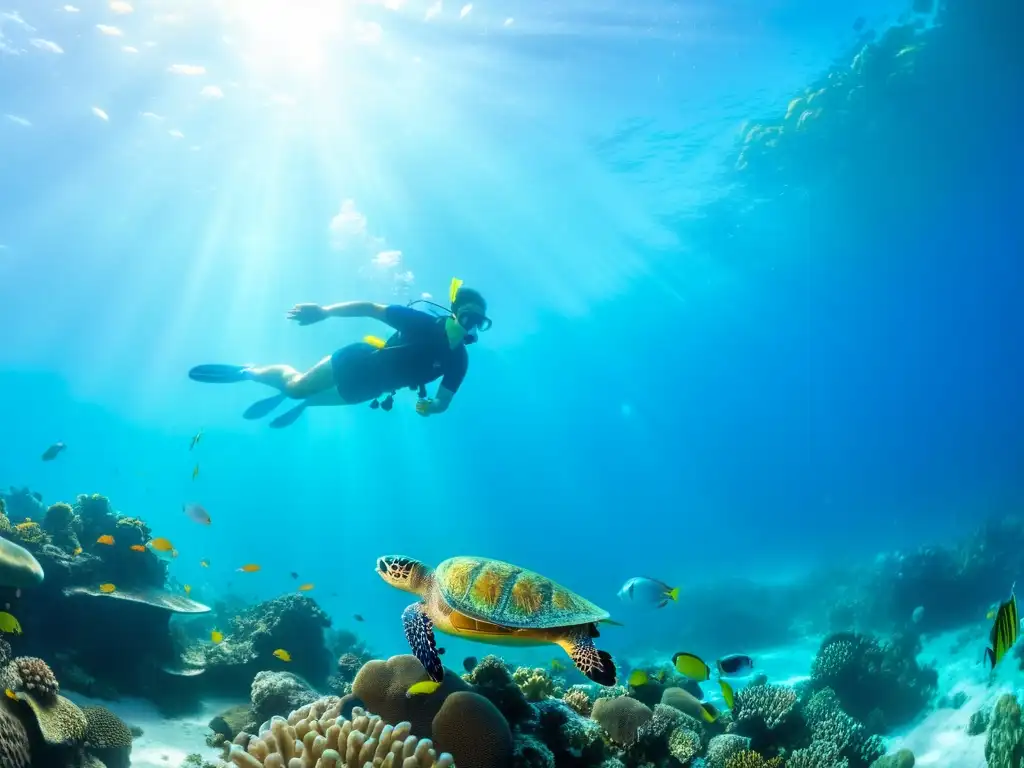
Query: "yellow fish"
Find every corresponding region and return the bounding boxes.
[192,463,199,481]
[184,585,192,595]
[149,537,174,552]
[15,522,34,531]
[654,670,667,683]
[406,680,442,697]
[672,652,711,682]
[719,679,735,710]
[96,535,115,546]
[211,630,224,644]
[0,612,23,634]
[99,583,116,594]
[4,688,16,700]
[550,659,565,673]
[72,547,83,557]
[200,560,210,568]
[130,544,146,552]
[986,590,1019,670]
[298,583,314,592]
[273,649,291,662]
[363,335,387,349]
[238,564,261,573]
[627,670,649,687]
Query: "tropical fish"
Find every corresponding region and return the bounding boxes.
[672,652,711,682]
[406,680,442,697]
[364,335,387,349]
[437,647,446,656]
[99,583,116,594]
[550,659,566,673]
[190,429,203,451]
[353,614,364,622]
[96,535,115,546]
[130,545,146,552]
[618,577,680,609]
[149,537,174,552]
[211,630,224,644]
[238,564,261,573]
[184,504,211,525]
[184,585,192,595]
[273,649,291,662]
[14,523,34,532]
[290,572,298,579]
[986,589,1019,669]
[653,670,667,684]
[41,442,66,461]
[463,657,478,673]
[192,464,199,481]
[298,583,314,592]
[200,560,210,568]
[627,670,649,687]
[4,689,16,700]
[0,612,23,634]
[717,655,755,677]
[72,547,82,557]
[719,679,735,710]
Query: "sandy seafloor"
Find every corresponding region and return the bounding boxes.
[65,622,1016,768]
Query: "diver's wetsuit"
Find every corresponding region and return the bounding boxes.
[330,305,468,404]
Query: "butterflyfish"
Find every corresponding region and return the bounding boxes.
[273,649,291,662]
[72,547,82,556]
[627,670,649,687]
[184,503,211,525]
[406,680,442,697]
[550,659,566,673]
[211,630,224,644]
[99,583,116,594]
[298,583,314,592]
[364,335,387,349]
[618,577,680,609]
[986,588,1019,670]
[672,652,712,682]
[0,612,22,634]
[149,537,174,552]
[96,535,114,546]
[719,679,736,710]
[717,654,755,677]
[5,689,16,700]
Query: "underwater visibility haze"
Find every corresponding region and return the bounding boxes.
[0,0,1022,765]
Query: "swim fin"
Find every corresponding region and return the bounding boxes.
[269,402,307,429]
[243,394,287,420]
[188,364,253,384]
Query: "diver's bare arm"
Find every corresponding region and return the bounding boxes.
[429,385,456,414]
[322,302,388,321]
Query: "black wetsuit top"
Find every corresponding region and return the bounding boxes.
[331,305,469,403]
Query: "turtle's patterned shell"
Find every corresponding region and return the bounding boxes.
[434,557,610,629]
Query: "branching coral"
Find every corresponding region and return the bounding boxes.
[733,683,799,731]
[803,688,885,768]
[706,734,752,768]
[667,726,701,763]
[513,666,563,701]
[985,694,1024,768]
[563,685,594,716]
[725,750,784,768]
[229,703,454,768]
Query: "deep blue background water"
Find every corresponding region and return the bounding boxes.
[1,0,1021,668]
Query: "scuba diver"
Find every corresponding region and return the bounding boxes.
[188,279,490,428]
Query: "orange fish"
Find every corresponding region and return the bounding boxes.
[149,537,174,552]
[96,535,114,546]
[99,583,116,593]
[298,583,314,592]
[130,544,146,552]
[237,564,261,573]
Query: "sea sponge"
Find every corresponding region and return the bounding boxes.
[13,656,60,700]
[705,734,751,768]
[229,705,453,768]
[42,502,82,552]
[13,691,88,746]
[590,696,652,747]
[0,700,31,768]
[431,692,513,768]
[352,656,468,738]
[513,666,562,701]
[725,750,784,768]
[82,706,134,768]
[563,685,594,716]
[985,694,1024,768]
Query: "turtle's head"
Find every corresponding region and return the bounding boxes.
[377,555,431,596]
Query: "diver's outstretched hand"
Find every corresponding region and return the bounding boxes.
[288,303,327,325]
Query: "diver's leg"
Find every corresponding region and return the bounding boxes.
[242,364,303,392]
[245,357,335,399]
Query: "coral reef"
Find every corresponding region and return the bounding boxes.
[82,706,134,768]
[513,666,564,701]
[591,696,652,747]
[462,655,535,727]
[985,694,1024,768]
[353,655,469,737]
[431,692,513,768]
[42,502,82,553]
[251,670,322,727]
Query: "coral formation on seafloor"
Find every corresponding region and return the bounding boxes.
[513,666,565,701]
[985,694,1024,768]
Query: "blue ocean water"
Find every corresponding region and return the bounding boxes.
[1,0,1021,682]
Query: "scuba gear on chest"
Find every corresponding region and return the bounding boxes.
[370,383,428,412]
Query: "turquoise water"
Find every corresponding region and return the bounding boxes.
[1,0,1021,680]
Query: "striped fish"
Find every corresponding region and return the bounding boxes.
[985,590,1019,669]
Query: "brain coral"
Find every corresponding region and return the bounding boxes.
[352,655,468,737]
[591,696,653,747]
[14,656,60,700]
[229,703,453,768]
[431,691,513,768]
[0,702,31,768]
[83,706,134,768]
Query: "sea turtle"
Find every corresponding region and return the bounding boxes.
[376,554,618,686]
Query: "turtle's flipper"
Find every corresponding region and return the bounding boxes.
[402,603,444,682]
[559,625,617,687]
